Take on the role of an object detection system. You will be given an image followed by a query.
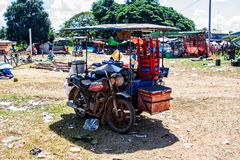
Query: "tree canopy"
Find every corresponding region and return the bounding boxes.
[92,0,195,31]
[0,27,7,40]
[4,0,51,44]
[92,0,120,24]
[60,11,96,37]
[62,12,96,28]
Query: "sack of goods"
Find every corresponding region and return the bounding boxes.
[0,63,14,79]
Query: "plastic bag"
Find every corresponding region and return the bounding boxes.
[64,80,72,96]
[83,119,99,131]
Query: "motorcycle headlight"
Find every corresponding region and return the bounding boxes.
[115,75,125,87]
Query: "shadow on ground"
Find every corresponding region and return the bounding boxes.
[49,114,178,154]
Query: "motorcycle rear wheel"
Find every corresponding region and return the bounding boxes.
[106,98,136,134]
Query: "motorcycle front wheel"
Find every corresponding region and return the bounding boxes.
[106,98,136,134]
[73,91,87,119]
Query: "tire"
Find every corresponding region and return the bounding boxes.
[106,98,136,134]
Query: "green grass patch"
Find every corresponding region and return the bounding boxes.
[0,94,32,103]
[44,103,72,115]
[0,110,17,116]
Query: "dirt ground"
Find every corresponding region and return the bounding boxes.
[0,55,240,160]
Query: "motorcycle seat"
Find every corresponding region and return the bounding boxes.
[79,77,96,89]
[70,76,94,89]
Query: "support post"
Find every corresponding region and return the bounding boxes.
[129,31,132,103]
[208,0,212,56]
[162,32,165,67]
[29,28,33,57]
[85,31,89,74]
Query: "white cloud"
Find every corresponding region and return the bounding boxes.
[190,9,208,30]
[194,9,207,17]
[115,0,125,4]
[46,0,125,29]
[215,15,240,32]
[0,0,11,26]
[0,0,238,33]
[190,9,240,33]
[213,0,228,2]
[161,0,169,6]
[45,0,95,29]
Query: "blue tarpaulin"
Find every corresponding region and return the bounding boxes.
[0,63,14,79]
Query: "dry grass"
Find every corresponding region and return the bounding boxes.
[0,55,240,160]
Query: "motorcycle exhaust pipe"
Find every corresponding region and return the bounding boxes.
[67,101,85,113]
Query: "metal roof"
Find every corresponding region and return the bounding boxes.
[53,37,70,42]
[65,23,179,32]
[152,31,206,37]
[180,31,206,35]
[0,40,16,44]
[73,36,88,39]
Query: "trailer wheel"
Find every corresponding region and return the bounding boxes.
[106,98,135,134]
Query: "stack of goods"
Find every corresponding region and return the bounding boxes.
[136,38,160,80]
[34,61,70,72]
[0,63,14,79]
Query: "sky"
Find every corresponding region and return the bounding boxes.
[0,0,239,33]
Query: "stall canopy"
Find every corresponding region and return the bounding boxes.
[0,40,16,44]
[93,40,105,45]
[53,37,70,42]
[152,31,206,37]
[131,37,143,44]
[65,23,178,31]
[108,37,127,46]
[232,37,240,48]
[0,40,16,54]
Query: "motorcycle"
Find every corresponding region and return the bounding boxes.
[67,71,136,134]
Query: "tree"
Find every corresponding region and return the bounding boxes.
[201,27,207,32]
[92,0,195,31]
[4,0,51,44]
[126,0,159,4]
[62,12,96,28]
[92,0,121,24]
[48,27,56,43]
[60,11,96,37]
[0,27,7,40]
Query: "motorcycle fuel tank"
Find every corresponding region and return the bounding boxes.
[88,78,109,92]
